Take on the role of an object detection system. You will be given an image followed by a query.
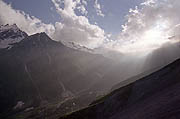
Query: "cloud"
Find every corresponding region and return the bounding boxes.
[51,0,106,48]
[0,0,106,49]
[82,0,87,6]
[106,0,180,53]
[4,0,180,54]
[94,0,105,17]
[0,0,55,36]
[77,4,88,15]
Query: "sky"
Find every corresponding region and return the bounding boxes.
[3,0,143,34]
[1,0,180,54]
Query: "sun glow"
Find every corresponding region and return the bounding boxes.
[142,26,169,47]
[118,20,172,54]
[143,20,170,45]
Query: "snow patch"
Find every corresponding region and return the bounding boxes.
[13,101,25,110]
[24,107,34,112]
[0,24,27,49]
[0,37,24,49]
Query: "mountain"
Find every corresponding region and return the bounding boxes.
[111,42,180,91]
[1,24,180,119]
[0,24,28,49]
[61,58,180,119]
[143,42,180,71]
[0,32,100,116]
[0,25,127,118]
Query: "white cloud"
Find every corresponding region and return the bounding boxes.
[0,0,106,49]
[0,0,55,36]
[77,4,88,15]
[51,0,106,48]
[82,0,87,6]
[141,0,156,6]
[94,0,105,17]
[106,0,180,53]
[5,0,180,54]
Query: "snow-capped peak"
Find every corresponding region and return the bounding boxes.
[0,24,19,32]
[0,24,28,49]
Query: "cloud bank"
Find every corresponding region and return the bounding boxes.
[108,0,180,53]
[51,0,106,48]
[0,0,106,49]
[1,0,180,54]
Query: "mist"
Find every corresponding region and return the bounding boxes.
[98,0,180,86]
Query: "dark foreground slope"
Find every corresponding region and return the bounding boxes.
[61,58,180,119]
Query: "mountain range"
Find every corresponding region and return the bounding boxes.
[0,24,139,118]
